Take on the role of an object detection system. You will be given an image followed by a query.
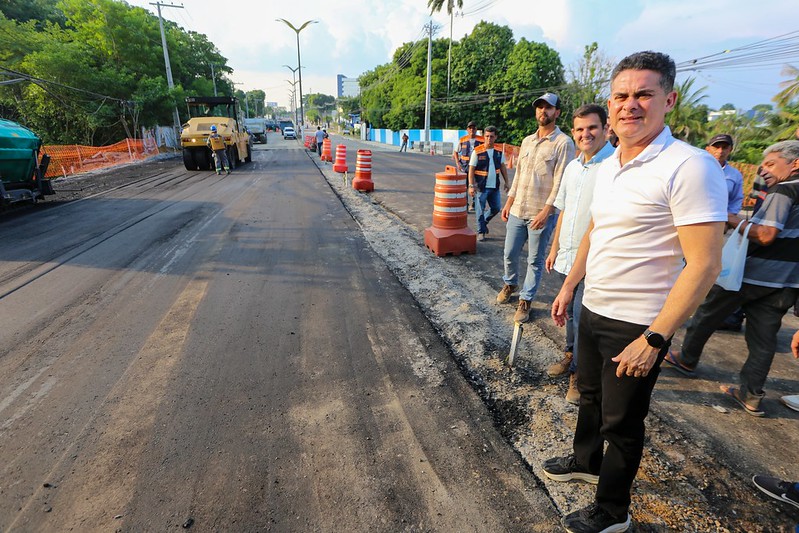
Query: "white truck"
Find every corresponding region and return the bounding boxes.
[244,118,267,144]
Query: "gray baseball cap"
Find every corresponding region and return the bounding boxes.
[533,92,561,109]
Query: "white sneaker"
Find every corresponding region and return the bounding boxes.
[780,395,799,412]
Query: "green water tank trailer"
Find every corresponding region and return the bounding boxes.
[0,118,52,205]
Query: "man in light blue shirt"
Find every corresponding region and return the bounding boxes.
[545,104,614,404]
[706,133,744,225]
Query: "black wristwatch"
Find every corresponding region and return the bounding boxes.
[643,329,666,349]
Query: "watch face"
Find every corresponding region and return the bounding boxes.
[646,330,665,348]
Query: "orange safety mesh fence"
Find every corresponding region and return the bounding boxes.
[42,137,160,179]
[730,161,759,208]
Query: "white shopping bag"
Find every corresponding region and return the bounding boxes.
[716,220,752,291]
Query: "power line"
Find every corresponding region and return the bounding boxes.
[0,66,128,103]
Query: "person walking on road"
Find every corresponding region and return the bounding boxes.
[497,92,575,324]
[664,141,799,417]
[400,132,409,152]
[315,126,325,156]
[467,125,509,242]
[544,51,727,533]
[206,125,230,175]
[453,121,483,213]
[544,104,614,405]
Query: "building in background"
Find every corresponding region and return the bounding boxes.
[337,75,359,98]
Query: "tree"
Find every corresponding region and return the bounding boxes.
[719,103,736,111]
[305,93,336,124]
[774,64,799,108]
[0,0,235,143]
[666,77,709,145]
[491,38,565,144]
[427,0,462,14]
[564,42,614,108]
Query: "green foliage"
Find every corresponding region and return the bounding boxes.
[494,38,565,144]
[666,77,709,145]
[305,93,336,123]
[358,22,564,143]
[0,0,246,144]
[427,0,463,15]
[0,0,65,27]
[563,42,613,110]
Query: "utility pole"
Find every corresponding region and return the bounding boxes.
[424,21,438,145]
[151,2,184,138]
[210,63,218,96]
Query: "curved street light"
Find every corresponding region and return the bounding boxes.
[283,65,301,125]
[276,19,317,128]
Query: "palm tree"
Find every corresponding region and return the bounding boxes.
[774,64,799,108]
[427,0,463,14]
[428,0,464,126]
[666,77,709,145]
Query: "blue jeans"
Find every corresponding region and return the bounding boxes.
[502,212,558,301]
[555,271,584,374]
[475,187,501,234]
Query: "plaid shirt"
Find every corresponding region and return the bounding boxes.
[508,126,575,220]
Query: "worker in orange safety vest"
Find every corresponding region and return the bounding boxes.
[452,120,484,212]
[206,125,230,175]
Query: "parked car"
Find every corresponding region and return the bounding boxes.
[283,126,296,140]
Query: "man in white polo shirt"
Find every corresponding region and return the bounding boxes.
[542,51,728,533]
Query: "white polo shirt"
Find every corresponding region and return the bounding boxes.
[582,127,727,325]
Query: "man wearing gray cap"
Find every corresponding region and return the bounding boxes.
[706,133,744,227]
[497,92,575,324]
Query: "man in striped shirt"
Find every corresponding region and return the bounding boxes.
[665,140,799,417]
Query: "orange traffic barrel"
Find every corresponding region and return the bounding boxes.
[304,135,311,149]
[333,144,348,173]
[423,165,476,256]
[321,138,333,161]
[352,149,374,191]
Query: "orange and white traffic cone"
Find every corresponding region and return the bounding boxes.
[352,149,374,192]
[333,144,348,173]
[423,165,476,256]
[321,138,333,162]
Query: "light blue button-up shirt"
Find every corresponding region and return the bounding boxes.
[552,141,615,275]
[722,163,744,214]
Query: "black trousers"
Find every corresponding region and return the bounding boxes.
[573,306,669,517]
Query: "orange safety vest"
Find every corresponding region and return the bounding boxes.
[207,133,225,151]
[471,144,503,191]
[456,134,484,171]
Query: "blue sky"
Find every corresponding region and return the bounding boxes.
[126,0,798,112]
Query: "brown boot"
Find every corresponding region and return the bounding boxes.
[496,284,517,304]
[565,373,580,405]
[547,351,573,377]
[513,299,532,323]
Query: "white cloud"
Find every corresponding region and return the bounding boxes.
[123,0,799,110]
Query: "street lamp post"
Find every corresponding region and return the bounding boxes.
[283,64,301,125]
[285,79,298,124]
[277,18,317,129]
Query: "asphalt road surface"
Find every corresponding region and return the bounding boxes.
[0,137,558,531]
